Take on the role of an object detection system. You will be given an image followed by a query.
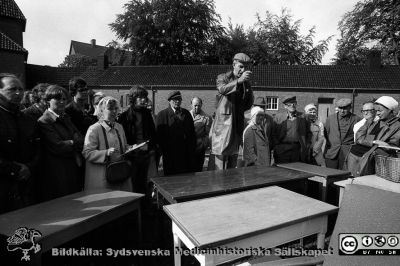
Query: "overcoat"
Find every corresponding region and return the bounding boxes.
[0,95,40,213]
[82,121,132,191]
[38,110,84,200]
[243,123,271,166]
[211,71,254,156]
[325,113,360,159]
[272,112,310,162]
[155,106,196,175]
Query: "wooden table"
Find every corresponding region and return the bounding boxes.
[151,165,313,205]
[277,162,351,202]
[164,186,338,266]
[334,175,400,206]
[0,189,144,264]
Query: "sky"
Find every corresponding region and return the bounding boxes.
[14,0,359,67]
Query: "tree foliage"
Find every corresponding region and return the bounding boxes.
[334,0,400,65]
[58,54,96,68]
[251,9,332,65]
[106,40,133,66]
[207,9,332,65]
[109,0,225,65]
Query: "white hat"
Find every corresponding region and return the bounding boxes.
[375,96,398,110]
[250,106,264,119]
[304,103,317,113]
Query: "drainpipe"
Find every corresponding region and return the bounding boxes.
[151,86,157,115]
[352,88,357,113]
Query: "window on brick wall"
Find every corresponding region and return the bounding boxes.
[266,97,279,110]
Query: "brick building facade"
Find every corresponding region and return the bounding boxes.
[26,60,400,122]
[0,0,27,83]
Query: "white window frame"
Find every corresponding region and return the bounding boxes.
[266,97,279,110]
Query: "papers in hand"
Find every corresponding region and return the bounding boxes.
[124,141,149,155]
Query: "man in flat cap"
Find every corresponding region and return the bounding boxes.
[210,53,254,169]
[155,90,196,175]
[272,96,311,163]
[325,98,360,170]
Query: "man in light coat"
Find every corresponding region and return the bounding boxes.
[190,97,212,172]
[210,53,254,170]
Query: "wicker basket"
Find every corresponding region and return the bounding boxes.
[375,154,400,183]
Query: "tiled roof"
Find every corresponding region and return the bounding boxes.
[0,31,27,54]
[0,0,26,21]
[54,67,88,87]
[70,40,108,58]
[87,65,400,90]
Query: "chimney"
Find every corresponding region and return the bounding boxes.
[97,55,108,70]
[366,50,381,69]
[91,39,96,47]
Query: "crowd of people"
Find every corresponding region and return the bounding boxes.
[1,52,400,215]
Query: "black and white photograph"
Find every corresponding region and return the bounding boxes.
[1,0,400,265]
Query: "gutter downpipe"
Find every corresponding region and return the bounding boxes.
[352,88,357,113]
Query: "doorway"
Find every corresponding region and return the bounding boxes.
[318,98,335,124]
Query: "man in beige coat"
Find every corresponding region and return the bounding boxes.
[210,53,254,170]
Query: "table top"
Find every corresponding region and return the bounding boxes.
[164,186,337,249]
[151,165,313,203]
[277,162,351,178]
[325,184,400,265]
[334,175,400,193]
[0,190,143,250]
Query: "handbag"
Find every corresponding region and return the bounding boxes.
[100,124,132,184]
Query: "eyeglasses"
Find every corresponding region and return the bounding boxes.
[284,103,297,107]
[361,109,375,114]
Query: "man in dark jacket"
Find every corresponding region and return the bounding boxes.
[210,53,254,169]
[325,98,361,169]
[156,90,196,176]
[272,96,311,163]
[65,77,95,136]
[118,85,157,194]
[0,73,40,214]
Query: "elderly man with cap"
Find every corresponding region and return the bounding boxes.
[155,90,196,175]
[304,103,326,167]
[272,96,310,163]
[325,98,361,170]
[243,106,272,166]
[210,53,254,170]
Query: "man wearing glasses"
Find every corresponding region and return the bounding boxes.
[65,77,95,136]
[346,101,379,176]
[325,98,361,170]
[272,96,311,164]
[156,90,196,175]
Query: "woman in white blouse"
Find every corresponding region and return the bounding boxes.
[82,96,132,191]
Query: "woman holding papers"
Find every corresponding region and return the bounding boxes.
[82,96,132,191]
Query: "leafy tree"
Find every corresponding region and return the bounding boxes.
[58,54,96,68]
[106,40,133,66]
[109,0,225,65]
[334,0,400,65]
[250,9,332,65]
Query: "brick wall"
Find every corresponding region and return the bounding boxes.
[0,51,25,84]
[93,88,400,119]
